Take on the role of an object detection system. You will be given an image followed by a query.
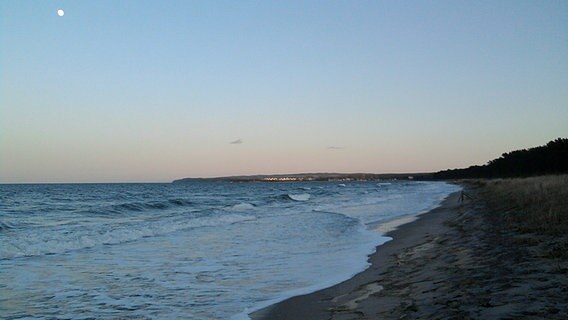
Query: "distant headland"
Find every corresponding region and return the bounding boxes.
[172,172,425,183]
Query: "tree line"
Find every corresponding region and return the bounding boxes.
[431,138,568,179]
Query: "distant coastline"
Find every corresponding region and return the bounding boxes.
[172,172,428,183]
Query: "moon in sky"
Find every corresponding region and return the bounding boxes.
[57,9,64,17]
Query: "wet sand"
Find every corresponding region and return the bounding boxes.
[251,184,568,319]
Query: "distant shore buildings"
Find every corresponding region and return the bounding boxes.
[260,176,356,182]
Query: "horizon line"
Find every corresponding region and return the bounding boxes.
[0,171,434,185]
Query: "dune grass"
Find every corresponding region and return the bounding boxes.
[472,175,568,235]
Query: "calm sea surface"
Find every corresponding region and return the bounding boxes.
[0,181,459,319]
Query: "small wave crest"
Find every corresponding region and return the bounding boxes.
[226,203,256,211]
[87,198,194,215]
[287,193,311,201]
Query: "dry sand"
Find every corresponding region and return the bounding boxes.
[251,184,568,319]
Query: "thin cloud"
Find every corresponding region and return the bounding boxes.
[327,146,345,150]
[229,139,243,145]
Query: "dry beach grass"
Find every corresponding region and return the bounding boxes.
[475,175,568,235]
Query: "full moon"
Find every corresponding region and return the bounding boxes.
[57,9,64,17]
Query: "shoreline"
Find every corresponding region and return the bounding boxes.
[251,183,568,319]
[250,191,463,319]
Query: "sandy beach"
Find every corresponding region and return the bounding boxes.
[251,182,568,319]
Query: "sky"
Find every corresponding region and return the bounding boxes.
[1,1,567,183]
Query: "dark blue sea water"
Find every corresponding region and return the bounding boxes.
[0,181,459,319]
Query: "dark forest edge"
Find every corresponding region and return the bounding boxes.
[429,138,568,179]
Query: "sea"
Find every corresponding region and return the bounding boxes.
[0,181,460,319]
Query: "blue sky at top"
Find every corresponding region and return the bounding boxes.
[1,1,567,182]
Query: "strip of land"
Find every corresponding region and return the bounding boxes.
[251,177,568,319]
[172,172,423,183]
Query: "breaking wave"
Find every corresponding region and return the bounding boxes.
[1,213,255,259]
[287,193,311,201]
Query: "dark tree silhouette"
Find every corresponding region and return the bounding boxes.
[432,138,568,179]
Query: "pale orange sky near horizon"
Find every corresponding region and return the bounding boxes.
[1,1,567,183]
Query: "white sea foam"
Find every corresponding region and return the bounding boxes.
[232,232,391,320]
[1,213,255,259]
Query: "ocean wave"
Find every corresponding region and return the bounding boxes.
[0,213,256,259]
[226,203,256,211]
[168,199,194,206]
[86,198,194,215]
[287,193,311,201]
[0,221,15,231]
